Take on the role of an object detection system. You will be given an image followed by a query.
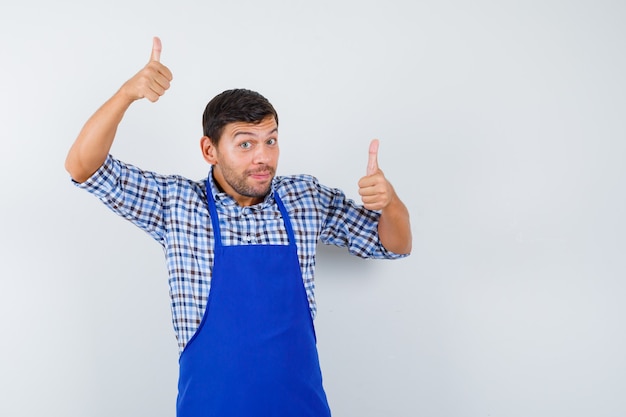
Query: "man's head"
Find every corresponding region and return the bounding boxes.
[200,89,280,207]
[202,89,278,146]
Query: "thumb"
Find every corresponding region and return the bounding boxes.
[150,36,162,62]
[366,139,379,176]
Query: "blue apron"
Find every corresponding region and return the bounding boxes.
[176,179,332,417]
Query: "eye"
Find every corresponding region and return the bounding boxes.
[267,138,277,145]
[240,141,252,149]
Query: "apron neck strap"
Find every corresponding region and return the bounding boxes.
[205,173,296,247]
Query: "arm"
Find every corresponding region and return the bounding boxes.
[65,37,173,183]
[358,139,412,255]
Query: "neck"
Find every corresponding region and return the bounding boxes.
[211,168,266,207]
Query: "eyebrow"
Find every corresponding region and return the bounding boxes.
[233,128,278,139]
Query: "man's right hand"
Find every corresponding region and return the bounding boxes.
[119,37,173,103]
[65,37,174,182]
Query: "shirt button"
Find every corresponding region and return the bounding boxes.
[245,235,252,242]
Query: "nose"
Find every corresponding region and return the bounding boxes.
[252,143,272,164]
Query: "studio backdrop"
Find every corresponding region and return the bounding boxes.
[1,1,625,416]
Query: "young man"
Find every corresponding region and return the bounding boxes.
[66,37,411,417]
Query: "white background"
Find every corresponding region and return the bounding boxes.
[2,0,626,416]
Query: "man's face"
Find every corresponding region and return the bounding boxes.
[207,116,279,206]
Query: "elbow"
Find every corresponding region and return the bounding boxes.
[381,234,412,256]
[395,240,413,256]
[404,232,413,255]
[64,153,89,184]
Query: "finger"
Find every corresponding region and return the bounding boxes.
[151,36,162,62]
[366,139,379,176]
[159,64,174,81]
[152,72,172,90]
[358,174,377,190]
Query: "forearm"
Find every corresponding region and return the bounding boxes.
[65,37,172,183]
[378,190,412,255]
[65,91,133,183]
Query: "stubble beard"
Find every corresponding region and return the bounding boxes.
[220,164,276,199]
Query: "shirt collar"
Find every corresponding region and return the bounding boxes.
[206,165,276,209]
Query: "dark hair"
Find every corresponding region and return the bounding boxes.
[202,89,279,144]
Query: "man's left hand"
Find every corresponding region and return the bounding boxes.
[358,139,395,211]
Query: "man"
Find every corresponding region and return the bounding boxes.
[66,37,411,417]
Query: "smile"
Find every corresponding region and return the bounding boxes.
[247,167,273,180]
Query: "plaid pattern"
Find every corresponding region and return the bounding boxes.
[75,155,405,353]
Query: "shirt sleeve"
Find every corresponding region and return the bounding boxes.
[72,154,167,244]
[314,179,408,260]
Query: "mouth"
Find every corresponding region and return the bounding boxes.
[247,167,274,181]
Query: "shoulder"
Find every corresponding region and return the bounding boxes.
[108,155,206,199]
[273,174,345,208]
[274,173,319,189]
[117,157,201,186]
[275,173,338,195]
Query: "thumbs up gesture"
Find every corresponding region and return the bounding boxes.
[120,37,173,103]
[358,139,395,211]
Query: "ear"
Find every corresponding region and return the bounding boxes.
[200,136,218,165]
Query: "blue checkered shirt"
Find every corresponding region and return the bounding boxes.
[74,155,405,353]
